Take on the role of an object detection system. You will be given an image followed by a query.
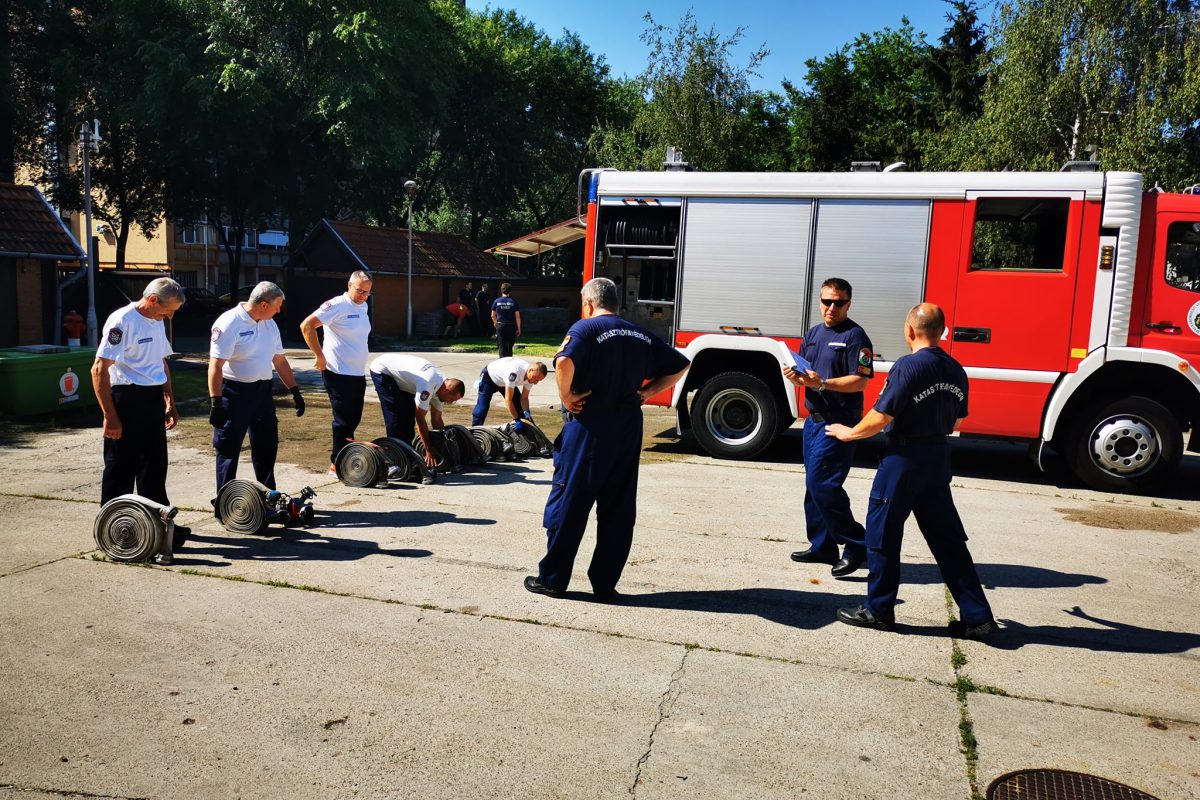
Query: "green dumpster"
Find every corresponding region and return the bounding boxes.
[0,345,97,416]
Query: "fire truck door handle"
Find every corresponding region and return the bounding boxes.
[1145,321,1181,334]
[952,327,991,344]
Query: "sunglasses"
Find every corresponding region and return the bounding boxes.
[820,298,850,308]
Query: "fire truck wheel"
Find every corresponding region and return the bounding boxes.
[1067,396,1182,492]
[691,371,779,460]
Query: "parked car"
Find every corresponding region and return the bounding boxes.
[180,287,228,315]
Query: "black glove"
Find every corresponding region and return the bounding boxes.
[291,387,305,417]
[208,397,227,428]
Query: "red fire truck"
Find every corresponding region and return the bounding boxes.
[576,164,1200,493]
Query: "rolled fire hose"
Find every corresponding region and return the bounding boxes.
[336,441,389,488]
[370,437,437,484]
[215,479,271,534]
[94,494,176,562]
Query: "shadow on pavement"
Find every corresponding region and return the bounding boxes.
[989,605,1200,654]
[833,562,1107,590]
[307,508,496,529]
[174,528,433,564]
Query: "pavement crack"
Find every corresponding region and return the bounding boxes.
[630,647,690,797]
[1,549,97,579]
[0,783,149,799]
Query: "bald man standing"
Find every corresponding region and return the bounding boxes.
[824,303,996,640]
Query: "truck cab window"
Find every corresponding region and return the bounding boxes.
[1165,221,1200,293]
[970,197,1070,271]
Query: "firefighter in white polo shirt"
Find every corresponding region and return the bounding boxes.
[300,270,373,475]
[208,282,304,495]
[369,354,465,468]
[470,356,548,427]
[91,277,191,549]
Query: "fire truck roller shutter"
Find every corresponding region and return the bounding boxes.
[807,199,931,364]
[678,198,813,336]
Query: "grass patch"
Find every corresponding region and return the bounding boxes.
[386,333,565,358]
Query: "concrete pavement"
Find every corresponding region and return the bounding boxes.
[1,350,1198,799]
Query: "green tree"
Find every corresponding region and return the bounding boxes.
[789,21,937,170]
[950,0,1200,186]
[632,11,772,171]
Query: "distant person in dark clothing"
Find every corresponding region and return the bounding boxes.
[475,284,491,336]
[491,282,521,357]
[458,282,477,334]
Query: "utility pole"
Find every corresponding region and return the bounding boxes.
[79,120,101,347]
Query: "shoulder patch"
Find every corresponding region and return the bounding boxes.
[210,326,222,343]
[420,390,430,401]
[320,301,332,310]
[858,347,873,367]
[558,335,571,351]
[107,328,123,345]
[507,372,517,383]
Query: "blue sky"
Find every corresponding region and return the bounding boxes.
[465,1,997,91]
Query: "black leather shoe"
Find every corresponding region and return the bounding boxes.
[948,618,999,640]
[172,525,191,549]
[791,548,838,565]
[836,604,894,631]
[524,575,565,598]
[831,556,863,578]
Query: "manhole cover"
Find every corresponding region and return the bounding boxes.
[988,769,1160,800]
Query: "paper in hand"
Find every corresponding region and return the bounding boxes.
[788,350,813,373]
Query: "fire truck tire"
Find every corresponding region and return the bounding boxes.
[691,371,779,460]
[1066,396,1183,492]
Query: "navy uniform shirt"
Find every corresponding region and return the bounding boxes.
[556,315,690,417]
[801,319,874,419]
[874,346,969,438]
[492,295,520,324]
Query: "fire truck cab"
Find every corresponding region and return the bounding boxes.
[578,165,1200,493]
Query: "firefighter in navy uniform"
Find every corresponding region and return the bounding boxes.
[825,303,997,639]
[786,278,874,578]
[524,277,689,600]
[208,282,305,496]
[91,277,191,553]
[491,282,521,357]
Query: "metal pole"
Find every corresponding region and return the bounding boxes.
[80,122,98,347]
[404,180,416,338]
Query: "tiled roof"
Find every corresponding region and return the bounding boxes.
[323,219,518,279]
[0,183,85,260]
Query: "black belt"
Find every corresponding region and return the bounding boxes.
[224,378,272,386]
[112,383,164,392]
[887,433,946,445]
[808,411,859,425]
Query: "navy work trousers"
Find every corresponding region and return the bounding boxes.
[802,417,866,561]
[864,442,993,625]
[213,379,277,493]
[323,369,366,464]
[471,367,503,426]
[539,409,642,594]
[371,371,417,443]
[102,384,169,505]
[496,322,516,358]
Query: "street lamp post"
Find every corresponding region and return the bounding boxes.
[404,180,416,338]
[79,120,102,347]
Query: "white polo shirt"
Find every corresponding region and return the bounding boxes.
[210,304,284,382]
[485,357,531,391]
[96,302,173,386]
[314,292,371,376]
[370,354,445,412]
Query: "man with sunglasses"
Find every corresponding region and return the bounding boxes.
[785,278,874,578]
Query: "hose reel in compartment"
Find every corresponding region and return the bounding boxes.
[598,204,680,304]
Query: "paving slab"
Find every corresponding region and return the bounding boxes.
[0,558,682,800]
[636,648,968,799]
[0,495,95,576]
[970,692,1200,800]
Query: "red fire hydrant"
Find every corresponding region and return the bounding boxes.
[63,310,86,347]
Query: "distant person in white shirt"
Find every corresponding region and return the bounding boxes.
[471,356,548,427]
[300,271,373,475]
[369,354,465,468]
[208,282,304,495]
[91,277,191,553]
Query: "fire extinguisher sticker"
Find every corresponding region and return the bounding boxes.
[59,368,80,404]
[1188,300,1200,337]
